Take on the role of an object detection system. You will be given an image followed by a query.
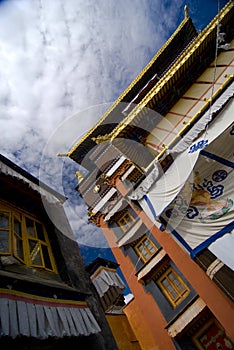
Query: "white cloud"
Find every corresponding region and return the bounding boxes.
[0,0,187,245]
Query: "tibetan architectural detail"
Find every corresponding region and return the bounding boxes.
[91,268,125,299]
[88,212,104,227]
[68,2,234,349]
[0,154,117,350]
[68,9,198,164]
[75,171,84,184]
[128,162,160,200]
[0,160,65,204]
[0,289,100,338]
[87,258,142,349]
[131,81,234,201]
[103,159,133,187]
[166,297,207,337]
[87,258,126,312]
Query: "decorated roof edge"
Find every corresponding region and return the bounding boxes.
[68,0,233,159]
[0,153,66,203]
[108,0,234,142]
[67,7,195,157]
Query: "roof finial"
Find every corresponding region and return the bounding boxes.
[57,153,68,157]
[184,5,189,19]
[75,171,84,183]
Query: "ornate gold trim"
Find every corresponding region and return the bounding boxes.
[145,73,234,170]
[68,0,233,157]
[108,2,233,143]
[67,14,193,156]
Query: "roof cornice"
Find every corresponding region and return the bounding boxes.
[68,12,196,157]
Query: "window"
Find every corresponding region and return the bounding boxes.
[0,212,10,254]
[117,212,135,232]
[134,236,157,262]
[0,203,57,272]
[157,267,189,307]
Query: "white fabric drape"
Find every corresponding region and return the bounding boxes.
[0,297,101,338]
[140,99,234,221]
[131,82,234,200]
[92,269,126,297]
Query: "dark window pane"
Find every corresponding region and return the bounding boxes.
[26,218,35,237]
[14,235,24,261]
[162,278,169,287]
[14,218,22,237]
[169,288,178,299]
[125,216,132,224]
[0,231,9,252]
[175,279,185,292]
[138,245,143,252]
[36,222,45,241]
[0,213,9,229]
[168,271,176,281]
[41,245,52,270]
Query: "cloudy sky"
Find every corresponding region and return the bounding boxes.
[0,0,228,264]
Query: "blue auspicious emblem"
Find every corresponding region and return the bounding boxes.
[212,169,228,182]
[186,206,199,219]
[203,179,224,199]
[188,139,208,153]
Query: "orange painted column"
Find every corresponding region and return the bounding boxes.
[100,219,176,350]
[145,216,234,342]
[115,179,234,341]
[102,179,234,343]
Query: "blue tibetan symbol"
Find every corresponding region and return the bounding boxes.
[212,169,227,182]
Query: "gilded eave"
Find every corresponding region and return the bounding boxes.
[110,0,234,141]
[68,0,234,164]
[68,11,197,162]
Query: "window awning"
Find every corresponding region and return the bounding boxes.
[117,219,145,247]
[0,289,101,339]
[167,297,206,337]
[104,199,125,222]
[93,187,117,213]
[137,249,167,282]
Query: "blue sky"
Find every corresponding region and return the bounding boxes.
[0,0,229,294]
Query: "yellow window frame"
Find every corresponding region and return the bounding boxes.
[157,267,190,307]
[117,211,135,232]
[12,213,25,263]
[0,202,57,273]
[134,235,157,262]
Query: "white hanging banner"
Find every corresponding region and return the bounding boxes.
[209,229,234,270]
[140,99,234,222]
[160,119,234,259]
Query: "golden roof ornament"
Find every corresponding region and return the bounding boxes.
[91,133,111,144]
[184,5,189,19]
[75,171,84,183]
[93,184,101,193]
